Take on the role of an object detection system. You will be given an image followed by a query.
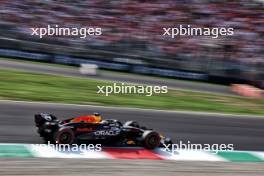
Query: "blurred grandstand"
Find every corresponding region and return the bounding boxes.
[0,0,263,87]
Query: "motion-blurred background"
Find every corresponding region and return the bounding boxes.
[1,2,264,174]
[0,0,263,88]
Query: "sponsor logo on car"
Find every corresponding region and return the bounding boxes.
[94,130,120,136]
[76,128,94,132]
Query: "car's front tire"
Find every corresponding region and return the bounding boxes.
[142,130,161,149]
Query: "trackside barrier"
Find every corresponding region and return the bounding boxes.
[0,49,209,80]
[79,64,98,76]
[231,84,263,99]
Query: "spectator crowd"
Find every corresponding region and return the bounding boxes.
[0,0,263,68]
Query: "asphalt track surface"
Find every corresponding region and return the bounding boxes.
[1,100,264,175]
[0,59,233,95]
[0,100,264,151]
[1,158,264,176]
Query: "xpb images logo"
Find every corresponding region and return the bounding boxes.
[97,83,168,96]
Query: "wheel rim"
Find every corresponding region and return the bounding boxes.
[148,135,158,146]
[145,133,160,149]
[59,132,72,144]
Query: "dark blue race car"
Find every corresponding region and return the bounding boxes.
[34,113,172,149]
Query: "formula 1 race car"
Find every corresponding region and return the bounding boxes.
[34,113,172,149]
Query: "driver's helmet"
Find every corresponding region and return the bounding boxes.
[93,112,102,122]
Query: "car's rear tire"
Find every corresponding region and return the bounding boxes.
[54,127,75,144]
[142,130,161,149]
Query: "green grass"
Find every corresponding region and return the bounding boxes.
[0,69,264,115]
